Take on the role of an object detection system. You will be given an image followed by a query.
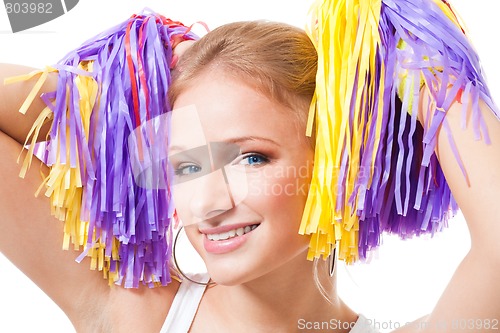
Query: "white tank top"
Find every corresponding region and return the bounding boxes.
[160,272,210,333]
[160,272,379,333]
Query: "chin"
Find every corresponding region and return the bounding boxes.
[204,257,259,286]
[210,274,245,286]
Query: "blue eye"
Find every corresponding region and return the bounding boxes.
[240,154,269,166]
[175,163,202,176]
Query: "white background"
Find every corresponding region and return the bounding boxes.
[0,1,497,332]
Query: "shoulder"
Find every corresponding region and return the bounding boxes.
[73,279,181,333]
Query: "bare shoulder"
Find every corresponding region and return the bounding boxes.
[72,279,181,333]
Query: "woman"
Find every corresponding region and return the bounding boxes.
[1,1,499,332]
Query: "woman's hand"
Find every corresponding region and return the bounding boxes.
[170,39,196,69]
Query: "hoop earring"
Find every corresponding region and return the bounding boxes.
[328,243,337,277]
[172,226,216,286]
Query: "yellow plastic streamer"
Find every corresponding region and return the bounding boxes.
[301,0,383,263]
[4,67,53,115]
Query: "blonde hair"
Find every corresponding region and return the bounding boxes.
[169,20,317,129]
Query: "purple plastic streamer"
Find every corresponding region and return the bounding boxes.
[36,9,198,287]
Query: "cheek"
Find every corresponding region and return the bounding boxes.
[246,169,311,226]
[183,225,204,255]
[172,184,193,224]
[252,173,312,254]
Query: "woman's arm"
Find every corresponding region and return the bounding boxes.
[397,90,500,332]
[0,64,55,144]
[0,61,182,332]
[0,63,115,327]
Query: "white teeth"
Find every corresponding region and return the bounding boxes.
[207,224,258,241]
[218,232,230,240]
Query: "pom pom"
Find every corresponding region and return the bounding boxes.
[302,0,499,263]
[15,9,199,288]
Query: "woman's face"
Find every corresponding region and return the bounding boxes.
[170,71,314,285]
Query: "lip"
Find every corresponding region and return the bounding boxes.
[201,222,260,254]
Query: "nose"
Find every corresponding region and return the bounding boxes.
[189,168,235,221]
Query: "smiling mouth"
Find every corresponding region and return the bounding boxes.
[206,224,260,241]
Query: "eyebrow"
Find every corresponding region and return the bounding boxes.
[169,136,281,153]
[224,136,281,147]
